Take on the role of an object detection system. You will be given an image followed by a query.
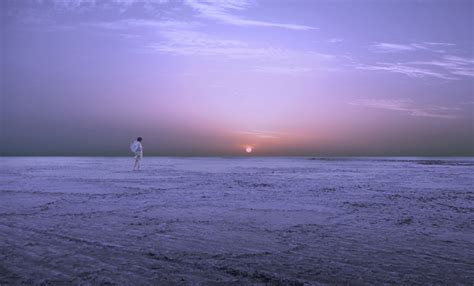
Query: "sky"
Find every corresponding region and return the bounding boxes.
[1,0,473,156]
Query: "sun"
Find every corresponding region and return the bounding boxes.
[245,146,253,153]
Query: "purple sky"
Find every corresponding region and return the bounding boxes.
[1,0,473,156]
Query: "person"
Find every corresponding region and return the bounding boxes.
[131,137,143,171]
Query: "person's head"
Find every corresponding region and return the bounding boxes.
[137,137,142,142]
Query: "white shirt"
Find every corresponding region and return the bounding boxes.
[136,141,143,152]
[131,141,143,152]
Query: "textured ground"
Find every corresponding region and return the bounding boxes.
[0,157,473,285]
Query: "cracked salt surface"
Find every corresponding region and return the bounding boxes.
[0,157,473,285]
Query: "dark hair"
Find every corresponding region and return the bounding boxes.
[137,137,143,142]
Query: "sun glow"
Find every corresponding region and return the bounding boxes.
[245,146,253,153]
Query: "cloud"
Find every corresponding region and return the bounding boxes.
[28,0,332,67]
[157,29,248,48]
[86,19,197,30]
[149,37,340,64]
[149,42,289,59]
[86,18,334,62]
[148,29,291,59]
[371,41,457,53]
[423,42,456,47]
[357,63,456,80]
[142,25,336,61]
[401,55,474,78]
[361,41,473,80]
[443,55,474,65]
[86,18,284,58]
[371,42,427,53]
[37,0,169,10]
[40,0,317,30]
[349,99,461,119]
[184,0,317,30]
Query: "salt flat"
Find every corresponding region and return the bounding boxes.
[0,157,473,285]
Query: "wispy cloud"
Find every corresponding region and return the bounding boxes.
[86,18,283,59]
[86,18,197,30]
[443,55,474,65]
[38,0,169,11]
[423,42,456,47]
[371,42,427,53]
[371,41,456,53]
[140,23,335,60]
[408,55,474,78]
[357,63,456,80]
[358,53,474,80]
[86,17,336,63]
[148,29,290,59]
[349,99,461,119]
[184,0,317,30]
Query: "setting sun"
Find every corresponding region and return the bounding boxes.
[245,146,253,153]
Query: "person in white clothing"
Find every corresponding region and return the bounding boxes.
[131,137,143,171]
